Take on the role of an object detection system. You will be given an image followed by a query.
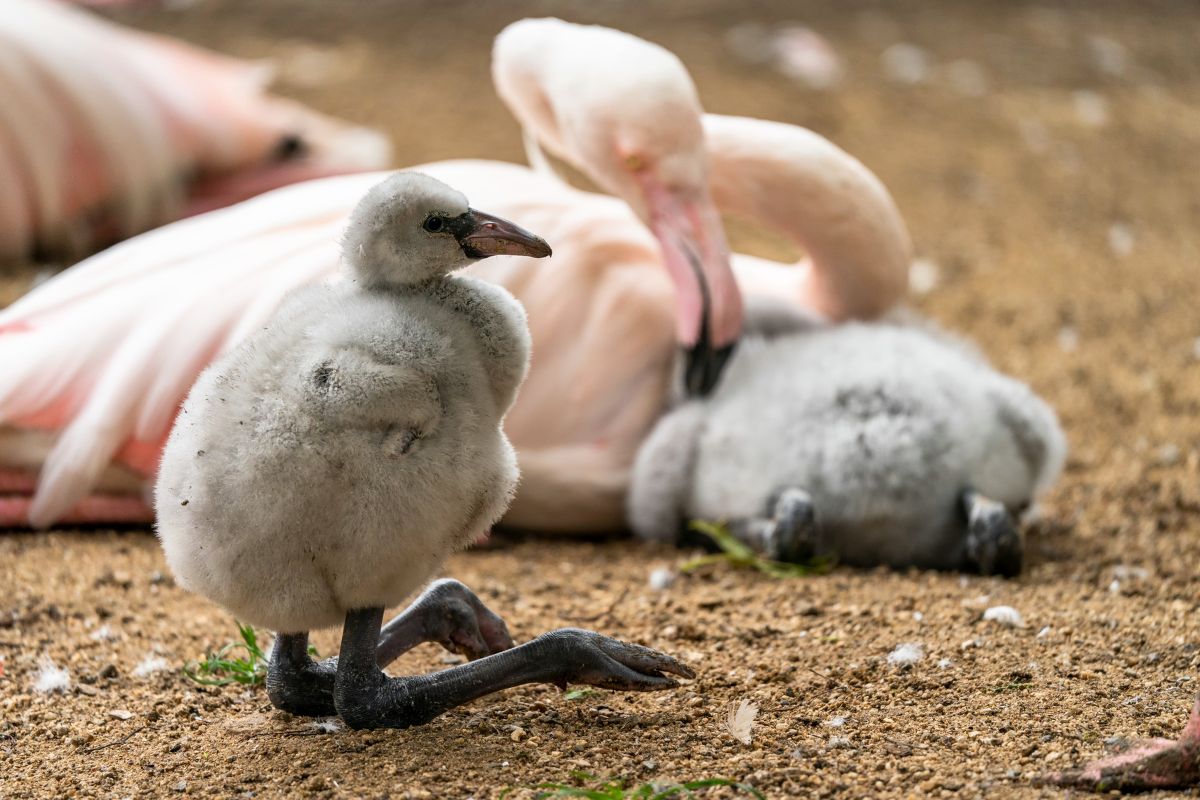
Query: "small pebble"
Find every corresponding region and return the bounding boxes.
[109,709,134,720]
[1108,223,1135,257]
[881,43,930,85]
[1156,444,1181,466]
[1073,90,1110,128]
[772,26,844,89]
[945,59,987,96]
[724,23,774,67]
[648,567,676,591]
[1087,35,1129,77]
[908,258,940,295]
[1018,118,1052,155]
[983,605,1026,628]
[1057,326,1079,353]
[1113,565,1149,581]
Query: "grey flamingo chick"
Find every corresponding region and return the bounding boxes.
[155,172,691,728]
[629,305,1066,576]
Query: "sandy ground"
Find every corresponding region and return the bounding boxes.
[3,1,1200,797]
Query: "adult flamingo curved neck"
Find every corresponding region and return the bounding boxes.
[494,18,910,383]
[705,114,911,321]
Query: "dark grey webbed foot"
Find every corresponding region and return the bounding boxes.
[730,487,819,562]
[266,579,515,717]
[267,633,338,717]
[534,627,694,691]
[333,608,694,730]
[765,488,818,562]
[962,490,1023,577]
[379,578,513,665]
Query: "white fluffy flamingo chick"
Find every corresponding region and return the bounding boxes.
[155,172,690,729]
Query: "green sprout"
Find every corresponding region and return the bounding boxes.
[563,688,597,701]
[183,622,271,686]
[680,520,832,578]
[504,772,766,799]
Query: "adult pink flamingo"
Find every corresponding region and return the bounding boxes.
[0,19,910,531]
[0,0,389,261]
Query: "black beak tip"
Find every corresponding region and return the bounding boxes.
[682,341,736,397]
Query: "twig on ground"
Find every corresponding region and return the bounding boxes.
[565,587,630,623]
[804,665,849,689]
[83,724,149,753]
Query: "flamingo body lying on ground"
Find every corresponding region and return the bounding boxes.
[0,20,911,532]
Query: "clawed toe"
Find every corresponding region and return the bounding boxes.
[539,628,694,692]
[597,637,696,681]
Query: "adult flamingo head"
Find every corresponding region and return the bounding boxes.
[493,18,741,395]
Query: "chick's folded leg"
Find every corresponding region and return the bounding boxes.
[375,578,514,664]
[333,607,694,730]
[266,579,515,717]
[728,487,819,563]
[961,489,1023,577]
[267,632,338,717]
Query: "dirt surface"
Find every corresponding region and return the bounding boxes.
[3,1,1200,798]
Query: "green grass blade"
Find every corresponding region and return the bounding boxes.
[686,519,833,579]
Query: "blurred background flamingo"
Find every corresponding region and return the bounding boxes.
[0,19,910,531]
[0,0,390,262]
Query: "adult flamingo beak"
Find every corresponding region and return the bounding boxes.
[637,172,743,396]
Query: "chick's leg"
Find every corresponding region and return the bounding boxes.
[961,489,1023,577]
[266,579,515,717]
[727,488,819,562]
[375,578,514,664]
[267,632,337,717]
[333,606,694,730]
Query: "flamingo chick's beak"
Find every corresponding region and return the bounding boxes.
[637,173,743,396]
[455,209,553,260]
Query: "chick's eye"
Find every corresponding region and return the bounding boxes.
[423,216,444,233]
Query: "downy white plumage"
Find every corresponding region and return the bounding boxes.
[155,172,545,632]
[152,172,691,729]
[629,305,1067,575]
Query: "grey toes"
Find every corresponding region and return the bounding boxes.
[965,496,1023,577]
[766,488,818,562]
[597,636,696,681]
[423,579,514,658]
[540,628,694,692]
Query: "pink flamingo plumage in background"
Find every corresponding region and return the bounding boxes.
[0,0,390,261]
[0,18,910,531]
